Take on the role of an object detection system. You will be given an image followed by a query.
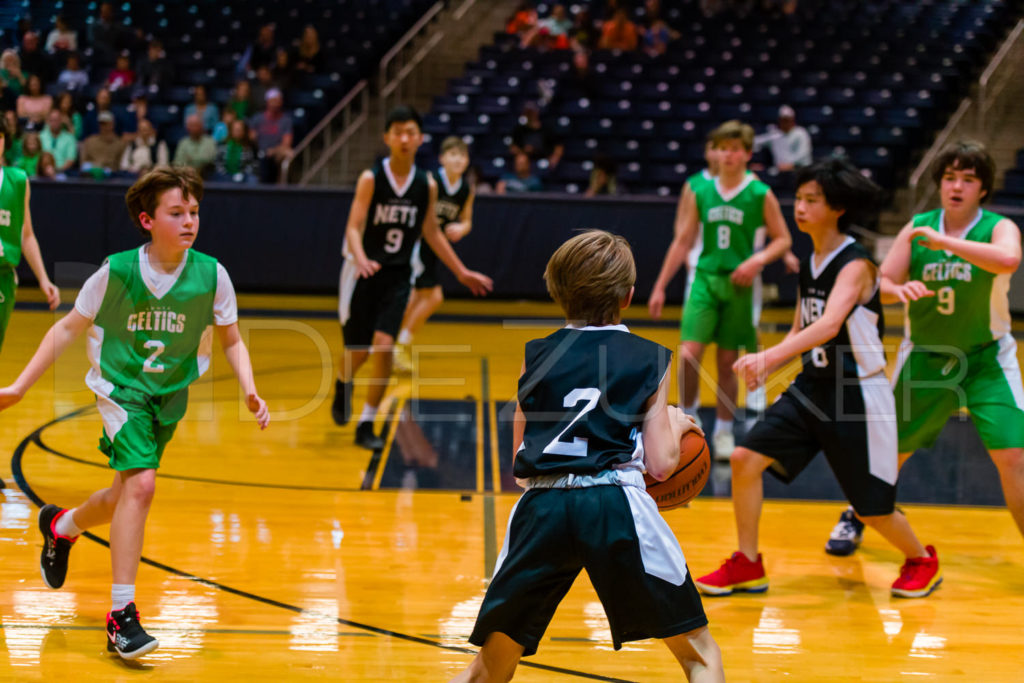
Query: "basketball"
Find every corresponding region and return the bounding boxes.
[644,431,710,511]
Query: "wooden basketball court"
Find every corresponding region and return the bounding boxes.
[1,294,1022,681]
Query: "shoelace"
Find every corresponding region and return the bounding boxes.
[830,520,860,541]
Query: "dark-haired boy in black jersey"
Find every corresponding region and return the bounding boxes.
[695,158,941,599]
[453,230,723,683]
[332,106,491,449]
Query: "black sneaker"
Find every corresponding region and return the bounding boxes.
[825,507,865,556]
[106,602,159,659]
[355,421,384,450]
[39,504,77,589]
[332,379,352,426]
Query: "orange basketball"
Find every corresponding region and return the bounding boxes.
[644,431,710,510]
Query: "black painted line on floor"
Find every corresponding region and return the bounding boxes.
[10,409,635,682]
[0,623,376,637]
[481,356,499,582]
[360,399,400,490]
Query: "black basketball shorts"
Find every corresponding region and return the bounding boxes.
[412,238,441,290]
[338,262,412,346]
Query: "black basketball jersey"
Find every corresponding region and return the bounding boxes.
[514,326,672,478]
[363,158,430,267]
[432,168,470,228]
[798,237,886,380]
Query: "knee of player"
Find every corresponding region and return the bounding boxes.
[372,331,395,352]
[729,447,765,476]
[429,286,444,307]
[123,469,157,503]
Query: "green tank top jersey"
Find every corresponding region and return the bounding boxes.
[907,208,1011,350]
[686,169,714,195]
[0,167,27,268]
[695,173,769,273]
[93,248,218,396]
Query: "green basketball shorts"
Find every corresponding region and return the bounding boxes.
[96,385,188,470]
[0,267,17,351]
[679,269,757,351]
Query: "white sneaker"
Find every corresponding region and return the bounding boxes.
[747,386,767,412]
[712,430,734,461]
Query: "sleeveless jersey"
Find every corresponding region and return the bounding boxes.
[685,169,714,270]
[513,326,671,478]
[91,248,217,396]
[433,168,470,228]
[906,209,1010,351]
[0,167,27,268]
[363,158,430,268]
[694,172,768,273]
[799,238,886,379]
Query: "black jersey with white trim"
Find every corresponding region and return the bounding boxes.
[798,237,886,379]
[513,325,672,478]
[432,168,470,228]
[364,157,430,267]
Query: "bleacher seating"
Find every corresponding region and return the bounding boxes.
[422,0,1019,196]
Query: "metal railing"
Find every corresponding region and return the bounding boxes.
[378,1,445,114]
[978,19,1024,132]
[280,80,369,186]
[906,98,974,215]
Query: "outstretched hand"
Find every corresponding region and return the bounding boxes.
[733,352,769,391]
[40,282,60,311]
[0,387,23,412]
[909,226,949,251]
[459,270,493,296]
[648,288,666,319]
[247,393,270,430]
[893,280,934,304]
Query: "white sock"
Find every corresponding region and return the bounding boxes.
[684,399,700,415]
[55,508,83,538]
[111,584,135,612]
[359,404,378,424]
[714,418,733,435]
[397,329,412,345]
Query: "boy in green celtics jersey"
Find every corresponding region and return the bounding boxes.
[649,120,791,460]
[825,141,1024,556]
[0,166,270,660]
[0,120,61,349]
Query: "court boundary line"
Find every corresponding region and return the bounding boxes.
[9,408,639,683]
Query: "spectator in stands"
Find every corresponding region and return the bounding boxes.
[81,111,126,174]
[38,152,58,179]
[2,110,22,165]
[754,104,813,172]
[640,17,679,57]
[17,74,53,125]
[135,38,174,94]
[585,154,619,196]
[563,49,598,100]
[45,14,78,55]
[184,84,219,134]
[251,65,276,109]
[89,2,127,67]
[510,101,563,169]
[249,88,293,183]
[15,131,42,176]
[104,52,136,98]
[240,23,278,74]
[569,8,598,50]
[506,2,538,36]
[524,4,573,49]
[40,109,77,172]
[173,113,217,175]
[120,118,168,175]
[466,165,493,195]
[83,87,115,137]
[498,152,543,194]
[56,52,89,93]
[292,25,324,75]
[215,119,258,181]
[272,48,295,93]
[599,8,639,51]
[56,91,83,139]
[227,79,254,119]
[123,92,148,137]
[1,50,26,99]
[213,108,237,143]
[19,31,53,86]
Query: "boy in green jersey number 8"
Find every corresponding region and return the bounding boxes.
[0,167,270,660]
[649,121,792,460]
[0,120,61,349]
[825,141,1024,555]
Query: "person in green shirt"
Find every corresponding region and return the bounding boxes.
[649,120,792,460]
[0,166,269,660]
[0,124,60,350]
[40,109,78,173]
[825,140,1024,555]
[14,131,41,176]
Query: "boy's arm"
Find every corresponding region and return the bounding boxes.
[909,218,1022,275]
[732,189,792,286]
[642,370,701,481]
[19,179,60,310]
[444,188,475,242]
[879,220,934,305]
[0,310,91,409]
[649,184,699,319]
[344,170,379,278]
[734,260,873,389]
[421,175,492,296]
[215,322,270,429]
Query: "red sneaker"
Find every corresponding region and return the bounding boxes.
[695,551,769,596]
[891,545,942,598]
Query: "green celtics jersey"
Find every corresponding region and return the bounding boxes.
[694,172,769,273]
[0,167,27,268]
[686,168,714,194]
[92,248,218,396]
[907,209,1011,350]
